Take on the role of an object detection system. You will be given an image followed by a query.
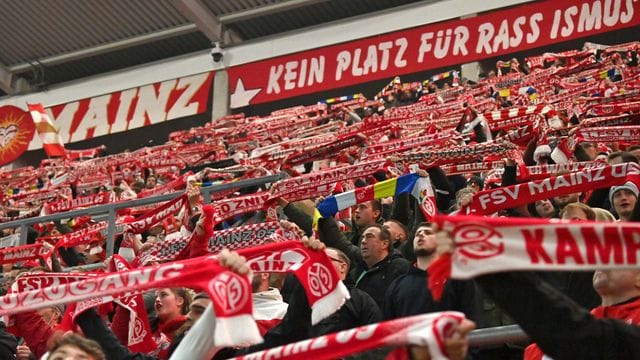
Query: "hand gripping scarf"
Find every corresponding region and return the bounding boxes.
[0,254,258,347]
[428,215,640,301]
[316,173,436,222]
[229,312,465,360]
[0,242,349,346]
[126,194,188,234]
[137,222,295,264]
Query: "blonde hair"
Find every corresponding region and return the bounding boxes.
[592,208,616,222]
[560,203,595,221]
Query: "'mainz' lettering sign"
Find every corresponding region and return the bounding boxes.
[28,72,213,150]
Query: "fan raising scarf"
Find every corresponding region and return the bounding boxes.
[316,174,437,220]
[241,241,349,325]
[464,163,640,215]
[137,222,298,264]
[229,312,465,360]
[0,254,258,347]
[316,173,436,221]
[126,194,188,234]
[0,242,348,345]
[428,215,640,301]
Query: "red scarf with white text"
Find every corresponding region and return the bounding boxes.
[464,163,640,215]
[229,312,465,360]
[126,195,188,234]
[428,215,640,301]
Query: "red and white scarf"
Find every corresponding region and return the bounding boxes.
[229,312,465,360]
[12,263,156,353]
[0,242,348,345]
[396,142,518,166]
[580,114,640,128]
[270,160,388,198]
[0,254,258,347]
[137,222,297,264]
[0,243,48,265]
[465,163,640,215]
[212,192,272,223]
[241,241,349,325]
[588,101,640,116]
[575,126,640,142]
[284,133,366,166]
[428,215,640,301]
[126,194,188,234]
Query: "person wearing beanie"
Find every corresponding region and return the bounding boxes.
[610,181,639,222]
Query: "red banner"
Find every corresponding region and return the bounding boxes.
[31,72,214,150]
[228,0,640,107]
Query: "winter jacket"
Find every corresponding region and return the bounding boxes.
[477,272,640,360]
[13,311,54,359]
[216,277,383,359]
[317,216,410,309]
[76,308,158,360]
[351,251,411,310]
[524,296,640,359]
[312,285,383,337]
[383,265,483,325]
[0,321,17,360]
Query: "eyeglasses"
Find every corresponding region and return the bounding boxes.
[328,256,346,264]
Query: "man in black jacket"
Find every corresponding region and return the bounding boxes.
[216,246,383,359]
[318,219,410,309]
[0,321,17,360]
[313,248,382,336]
[384,223,483,325]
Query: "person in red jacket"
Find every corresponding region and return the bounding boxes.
[151,288,191,359]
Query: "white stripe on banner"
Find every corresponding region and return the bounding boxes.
[335,191,357,211]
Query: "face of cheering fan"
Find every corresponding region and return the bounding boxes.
[413,225,436,257]
[613,189,637,220]
[155,288,185,322]
[360,226,389,267]
[553,192,580,209]
[593,269,640,299]
[354,201,380,228]
[534,199,555,218]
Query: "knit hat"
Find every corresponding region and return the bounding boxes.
[609,181,639,204]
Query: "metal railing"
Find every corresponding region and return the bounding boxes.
[468,324,528,347]
[0,171,531,348]
[0,173,284,255]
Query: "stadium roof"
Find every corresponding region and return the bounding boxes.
[0,0,435,97]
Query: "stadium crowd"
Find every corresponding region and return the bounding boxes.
[0,40,639,360]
